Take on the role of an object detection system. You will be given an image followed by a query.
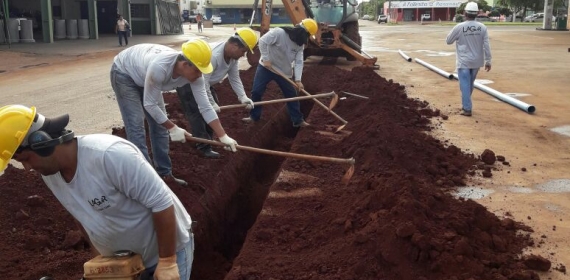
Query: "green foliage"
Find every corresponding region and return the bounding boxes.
[361,0,385,18]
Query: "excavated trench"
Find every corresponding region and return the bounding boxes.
[0,65,554,280]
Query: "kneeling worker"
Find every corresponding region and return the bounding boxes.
[176,28,258,158]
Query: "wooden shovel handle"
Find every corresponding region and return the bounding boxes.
[219,91,336,110]
[184,134,355,165]
[269,67,349,125]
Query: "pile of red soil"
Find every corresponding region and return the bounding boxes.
[0,65,549,280]
[225,66,545,280]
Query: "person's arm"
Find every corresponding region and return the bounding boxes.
[152,206,177,257]
[483,29,492,71]
[202,61,220,112]
[227,62,253,107]
[115,21,118,34]
[446,25,460,45]
[293,47,305,86]
[258,29,278,67]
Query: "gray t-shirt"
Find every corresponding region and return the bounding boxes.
[258,28,305,80]
[446,20,492,69]
[42,134,192,268]
[203,42,247,104]
[113,43,218,124]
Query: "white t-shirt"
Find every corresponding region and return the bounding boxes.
[203,42,247,104]
[42,134,192,268]
[446,20,492,69]
[113,44,218,124]
[117,19,129,31]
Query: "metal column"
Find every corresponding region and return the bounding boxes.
[41,0,54,43]
[150,0,157,35]
[88,0,98,39]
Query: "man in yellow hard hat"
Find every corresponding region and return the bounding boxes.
[0,104,194,280]
[242,18,317,128]
[176,28,258,158]
[110,39,239,184]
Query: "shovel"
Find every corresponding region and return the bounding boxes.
[219,91,338,111]
[184,134,355,183]
[267,67,349,133]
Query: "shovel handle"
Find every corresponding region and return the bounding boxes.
[184,134,355,165]
[269,67,349,125]
[219,91,336,111]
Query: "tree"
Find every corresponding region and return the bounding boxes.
[361,0,385,18]
[457,0,492,14]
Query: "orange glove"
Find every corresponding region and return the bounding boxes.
[154,255,179,280]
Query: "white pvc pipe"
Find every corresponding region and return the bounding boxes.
[398,49,412,62]
[415,58,453,79]
[452,74,536,113]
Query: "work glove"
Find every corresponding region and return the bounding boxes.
[219,134,238,152]
[239,96,255,110]
[212,102,221,113]
[295,81,304,90]
[168,125,187,143]
[154,255,179,280]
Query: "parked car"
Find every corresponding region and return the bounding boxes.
[421,14,431,21]
[524,13,555,22]
[362,14,371,20]
[475,15,497,22]
[377,14,388,23]
[211,15,222,24]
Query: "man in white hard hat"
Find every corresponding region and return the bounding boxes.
[446,2,492,117]
[175,28,258,159]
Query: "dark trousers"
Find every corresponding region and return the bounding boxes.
[118,31,128,46]
[176,84,219,151]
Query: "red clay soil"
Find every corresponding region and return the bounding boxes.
[0,65,549,280]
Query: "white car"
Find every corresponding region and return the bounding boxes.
[211,15,222,24]
[421,14,431,21]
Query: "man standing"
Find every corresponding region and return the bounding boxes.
[242,18,318,128]
[111,39,238,185]
[446,2,492,117]
[115,14,129,47]
[176,28,257,158]
[1,105,193,279]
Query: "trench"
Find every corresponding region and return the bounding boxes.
[190,98,313,280]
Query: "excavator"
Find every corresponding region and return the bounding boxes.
[246,0,379,69]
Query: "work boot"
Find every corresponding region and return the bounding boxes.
[162,174,188,186]
[242,116,257,123]
[201,148,221,159]
[293,121,310,128]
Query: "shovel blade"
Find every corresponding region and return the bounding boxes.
[341,164,355,184]
[328,93,339,110]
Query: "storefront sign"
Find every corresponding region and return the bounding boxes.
[387,1,466,8]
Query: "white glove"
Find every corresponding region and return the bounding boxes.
[219,134,238,152]
[239,96,255,110]
[168,125,187,143]
[212,102,221,113]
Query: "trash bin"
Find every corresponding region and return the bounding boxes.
[556,16,567,30]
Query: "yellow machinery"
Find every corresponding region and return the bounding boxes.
[247,0,379,69]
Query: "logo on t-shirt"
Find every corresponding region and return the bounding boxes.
[88,196,111,211]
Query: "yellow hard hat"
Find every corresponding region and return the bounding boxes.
[234,28,258,53]
[300,18,318,36]
[181,39,213,74]
[0,105,36,171]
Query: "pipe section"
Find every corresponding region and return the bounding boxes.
[415,58,453,79]
[452,74,536,114]
[398,49,412,62]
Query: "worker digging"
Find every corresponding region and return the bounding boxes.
[0,0,564,280]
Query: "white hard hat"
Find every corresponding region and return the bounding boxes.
[465,2,479,14]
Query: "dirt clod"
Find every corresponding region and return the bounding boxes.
[523,254,552,271]
[481,149,496,165]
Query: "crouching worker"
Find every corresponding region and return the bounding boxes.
[176,28,258,159]
[0,105,193,279]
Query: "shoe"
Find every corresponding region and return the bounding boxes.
[201,149,221,159]
[460,110,472,117]
[242,117,258,123]
[293,121,310,128]
[162,175,188,186]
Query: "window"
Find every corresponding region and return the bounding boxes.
[131,4,151,18]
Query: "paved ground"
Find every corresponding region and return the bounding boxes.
[1,21,570,278]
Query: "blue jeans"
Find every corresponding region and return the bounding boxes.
[110,63,173,177]
[249,65,304,125]
[142,233,195,279]
[457,68,479,112]
[118,31,128,46]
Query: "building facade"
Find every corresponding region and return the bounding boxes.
[383,0,467,21]
[202,0,293,24]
